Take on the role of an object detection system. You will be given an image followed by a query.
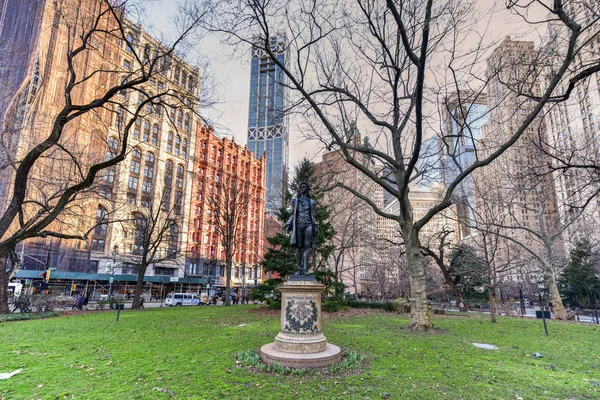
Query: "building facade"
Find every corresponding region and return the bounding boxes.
[315,137,384,295]
[440,93,489,240]
[544,3,600,248]
[187,124,267,292]
[474,37,563,274]
[246,34,289,212]
[1,0,206,298]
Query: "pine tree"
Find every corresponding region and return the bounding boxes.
[559,240,600,309]
[259,158,335,278]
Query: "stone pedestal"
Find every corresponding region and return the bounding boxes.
[260,277,342,368]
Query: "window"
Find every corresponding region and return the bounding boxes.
[91,205,108,252]
[130,147,141,174]
[134,118,141,139]
[167,132,173,153]
[152,124,159,146]
[126,192,137,205]
[125,33,134,53]
[168,223,179,256]
[181,72,187,88]
[132,212,147,256]
[176,164,184,188]
[184,113,190,132]
[143,152,155,179]
[174,135,181,156]
[123,59,131,70]
[128,176,139,191]
[174,190,183,215]
[143,120,150,142]
[177,110,183,128]
[164,160,174,187]
[155,267,175,276]
[181,139,187,159]
[115,107,124,130]
[121,263,139,275]
[142,180,152,193]
[174,67,181,84]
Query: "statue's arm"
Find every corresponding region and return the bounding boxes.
[285,198,295,233]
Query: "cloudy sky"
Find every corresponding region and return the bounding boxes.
[142,1,548,170]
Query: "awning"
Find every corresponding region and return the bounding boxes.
[14,270,209,284]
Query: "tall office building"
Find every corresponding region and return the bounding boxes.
[440,93,489,240]
[247,34,289,212]
[543,2,600,247]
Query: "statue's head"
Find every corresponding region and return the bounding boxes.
[299,182,310,195]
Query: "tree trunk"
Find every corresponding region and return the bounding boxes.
[224,258,232,306]
[488,285,497,323]
[544,266,567,320]
[131,263,148,309]
[403,227,432,332]
[453,288,467,312]
[0,254,10,314]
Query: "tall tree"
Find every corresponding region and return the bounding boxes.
[260,158,335,278]
[0,0,206,313]
[204,0,600,330]
[559,240,600,309]
[210,178,253,306]
[127,190,185,309]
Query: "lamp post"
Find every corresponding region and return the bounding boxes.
[242,262,246,304]
[537,282,549,336]
[109,245,118,298]
[518,281,526,317]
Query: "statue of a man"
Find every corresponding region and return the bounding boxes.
[285,182,320,275]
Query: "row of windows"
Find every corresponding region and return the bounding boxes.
[124,32,196,93]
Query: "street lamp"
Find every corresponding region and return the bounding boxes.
[109,245,119,298]
[518,281,526,317]
[537,282,549,336]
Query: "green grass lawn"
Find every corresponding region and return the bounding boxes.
[0,306,599,399]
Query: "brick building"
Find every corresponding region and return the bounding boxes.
[187,124,267,292]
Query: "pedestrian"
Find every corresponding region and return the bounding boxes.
[83,293,89,307]
[139,296,145,308]
[212,295,217,306]
[76,294,84,310]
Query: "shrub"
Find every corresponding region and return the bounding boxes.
[322,300,348,312]
[0,311,59,322]
[95,300,109,310]
[347,300,397,312]
[266,299,281,309]
[391,298,411,314]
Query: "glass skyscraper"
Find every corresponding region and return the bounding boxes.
[442,97,489,239]
[247,34,289,212]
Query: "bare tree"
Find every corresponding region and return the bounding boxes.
[0,0,206,313]
[124,189,186,309]
[210,178,253,306]
[203,0,600,330]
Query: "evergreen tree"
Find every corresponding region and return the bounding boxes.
[559,240,600,309]
[260,158,336,278]
[448,244,488,301]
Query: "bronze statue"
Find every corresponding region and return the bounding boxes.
[285,182,319,275]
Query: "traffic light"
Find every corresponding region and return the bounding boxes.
[45,268,51,283]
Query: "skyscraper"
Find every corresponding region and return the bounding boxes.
[440,93,489,240]
[247,34,289,212]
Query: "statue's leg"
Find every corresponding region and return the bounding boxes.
[302,225,314,274]
[302,248,310,274]
[295,247,303,274]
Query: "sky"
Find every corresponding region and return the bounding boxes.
[140,0,550,171]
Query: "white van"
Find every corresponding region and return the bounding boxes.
[165,292,201,306]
